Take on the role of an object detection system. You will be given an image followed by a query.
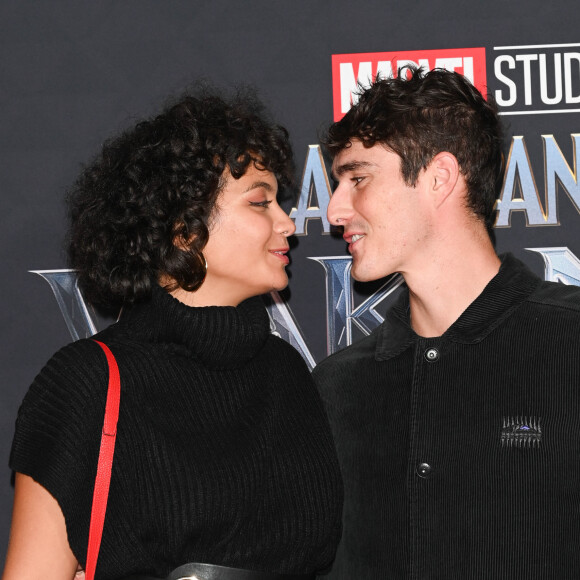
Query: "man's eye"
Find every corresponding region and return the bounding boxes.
[249,200,272,208]
[352,176,364,185]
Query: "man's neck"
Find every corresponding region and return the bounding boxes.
[403,235,501,338]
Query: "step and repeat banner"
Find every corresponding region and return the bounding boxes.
[1,0,579,566]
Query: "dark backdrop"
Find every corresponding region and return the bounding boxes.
[1,0,579,567]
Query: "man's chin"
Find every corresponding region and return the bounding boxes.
[350,265,371,282]
[351,262,396,283]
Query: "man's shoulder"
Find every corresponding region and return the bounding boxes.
[313,325,382,379]
[527,279,580,314]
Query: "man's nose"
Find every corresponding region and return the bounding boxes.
[327,183,353,226]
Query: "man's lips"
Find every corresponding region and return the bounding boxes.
[269,248,290,265]
[343,232,366,252]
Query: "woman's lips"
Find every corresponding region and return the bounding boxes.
[269,249,290,265]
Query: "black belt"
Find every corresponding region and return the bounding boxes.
[126,562,315,580]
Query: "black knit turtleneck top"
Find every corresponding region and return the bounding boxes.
[10,286,343,579]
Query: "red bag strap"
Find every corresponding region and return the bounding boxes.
[85,340,121,580]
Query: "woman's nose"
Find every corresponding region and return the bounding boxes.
[276,208,296,236]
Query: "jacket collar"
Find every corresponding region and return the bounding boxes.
[375,253,542,361]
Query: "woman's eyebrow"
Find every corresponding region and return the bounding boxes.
[242,181,275,193]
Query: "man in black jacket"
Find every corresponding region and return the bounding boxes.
[314,67,580,579]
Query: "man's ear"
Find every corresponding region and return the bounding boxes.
[429,152,460,207]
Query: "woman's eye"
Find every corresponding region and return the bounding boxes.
[249,200,272,208]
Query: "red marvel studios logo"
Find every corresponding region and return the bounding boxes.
[332,48,487,121]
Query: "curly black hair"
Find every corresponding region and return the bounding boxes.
[324,67,504,234]
[67,85,294,309]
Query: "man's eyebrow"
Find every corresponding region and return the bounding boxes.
[242,180,275,193]
[332,160,375,179]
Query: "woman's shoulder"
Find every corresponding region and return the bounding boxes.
[263,333,312,371]
[260,335,321,403]
[18,338,110,420]
[30,319,143,394]
[42,337,108,379]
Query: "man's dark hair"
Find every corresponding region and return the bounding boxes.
[67,85,293,310]
[324,67,504,233]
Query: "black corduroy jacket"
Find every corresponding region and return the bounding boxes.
[315,254,580,580]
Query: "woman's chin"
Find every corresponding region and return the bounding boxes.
[273,277,290,292]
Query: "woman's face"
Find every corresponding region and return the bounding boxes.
[190,163,296,306]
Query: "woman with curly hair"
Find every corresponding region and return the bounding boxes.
[3,88,342,580]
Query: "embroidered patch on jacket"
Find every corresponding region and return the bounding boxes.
[501,416,542,448]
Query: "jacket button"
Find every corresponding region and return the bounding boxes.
[416,462,432,478]
[424,347,439,362]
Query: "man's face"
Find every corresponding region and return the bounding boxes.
[329,140,432,282]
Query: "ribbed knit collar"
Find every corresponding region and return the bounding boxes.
[375,253,543,361]
[120,284,270,369]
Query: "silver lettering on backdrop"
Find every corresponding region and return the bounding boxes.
[29,246,580,366]
[526,247,580,284]
[308,257,404,355]
[30,262,403,364]
[496,134,580,226]
[263,291,317,370]
[289,145,332,235]
[30,139,580,366]
[29,269,318,368]
[30,270,98,340]
[544,134,580,221]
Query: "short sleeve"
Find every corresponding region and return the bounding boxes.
[9,339,109,563]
